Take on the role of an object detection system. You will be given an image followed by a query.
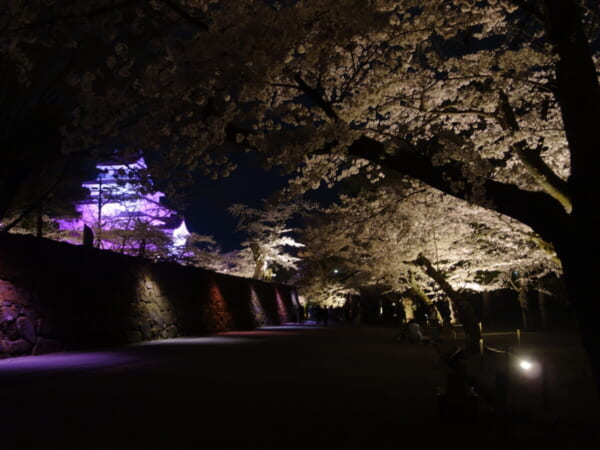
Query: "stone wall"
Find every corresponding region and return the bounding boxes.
[0,233,298,359]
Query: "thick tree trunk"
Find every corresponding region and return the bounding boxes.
[250,242,267,279]
[409,272,445,325]
[348,137,569,246]
[401,297,415,322]
[543,0,600,393]
[414,254,481,352]
[558,248,600,391]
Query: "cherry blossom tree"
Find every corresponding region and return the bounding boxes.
[172,232,235,272]
[2,0,600,385]
[203,0,599,384]
[298,178,561,347]
[228,201,306,280]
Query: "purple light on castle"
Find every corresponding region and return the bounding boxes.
[57,156,189,255]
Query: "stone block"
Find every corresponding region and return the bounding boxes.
[166,325,179,338]
[17,316,36,344]
[157,300,167,313]
[0,320,20,340]
[139,321,154,340]
[20,305,36,320]
[32,337,61,355]
[0,280,29,305]
[146,303,163,324]
[5,339,33,355]
[0,303,19,322]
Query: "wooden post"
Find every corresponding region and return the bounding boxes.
[480,338,485,373]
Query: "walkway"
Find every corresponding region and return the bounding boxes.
[0,323,598,449]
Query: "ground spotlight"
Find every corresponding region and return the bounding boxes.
[516,357,541,378]
[519,360,533,371]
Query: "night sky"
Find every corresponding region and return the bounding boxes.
[183,152,289,252]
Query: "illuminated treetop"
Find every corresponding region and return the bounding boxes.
[299,179,561,300]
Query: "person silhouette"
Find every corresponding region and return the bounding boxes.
[314,305,322,325]
[406,319,423,343]
[297,304,304,323]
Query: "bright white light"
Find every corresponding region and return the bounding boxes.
[461,282,483,292]
[519,360,533,371]
[333,269,339,274]
[517,359,542,378]
[172,220,190,248]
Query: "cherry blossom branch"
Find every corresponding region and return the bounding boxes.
[445,74,556,94]
[396,100,500,121]
[278,71,569,245]
[293,73,339,121]
[343,188,428,229]
[497,90,572,212]
[347,135,568,246]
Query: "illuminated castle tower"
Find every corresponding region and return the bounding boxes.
[58,156,189,256]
